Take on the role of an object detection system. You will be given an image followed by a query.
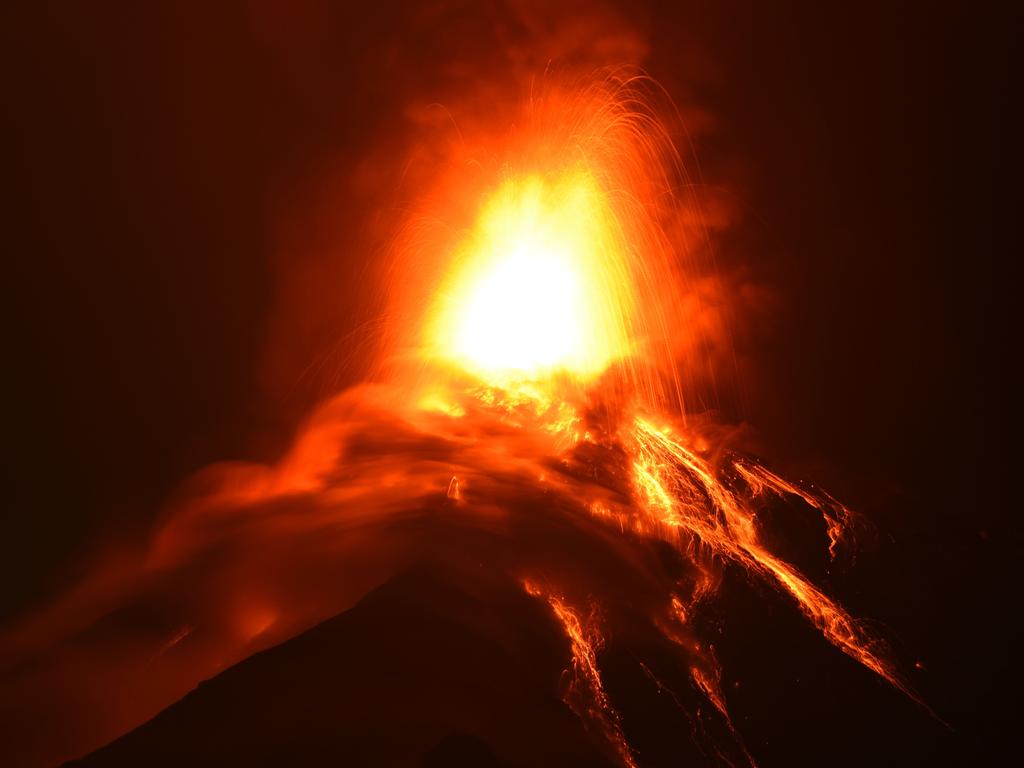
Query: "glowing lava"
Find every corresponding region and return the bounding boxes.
[426,170,635,384]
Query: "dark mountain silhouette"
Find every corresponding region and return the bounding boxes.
[67,566,617,767]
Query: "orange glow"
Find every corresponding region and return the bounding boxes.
[425,171,634,384]
[384,73,706,414]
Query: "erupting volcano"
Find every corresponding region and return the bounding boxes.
[2,61,946,768]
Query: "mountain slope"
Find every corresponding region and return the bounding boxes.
[68,565,616,767]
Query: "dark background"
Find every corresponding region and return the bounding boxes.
[2,0,1014,762]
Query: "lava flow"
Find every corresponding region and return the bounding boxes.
[0,72,927,767]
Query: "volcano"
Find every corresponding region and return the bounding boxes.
[3,4,1008,763]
